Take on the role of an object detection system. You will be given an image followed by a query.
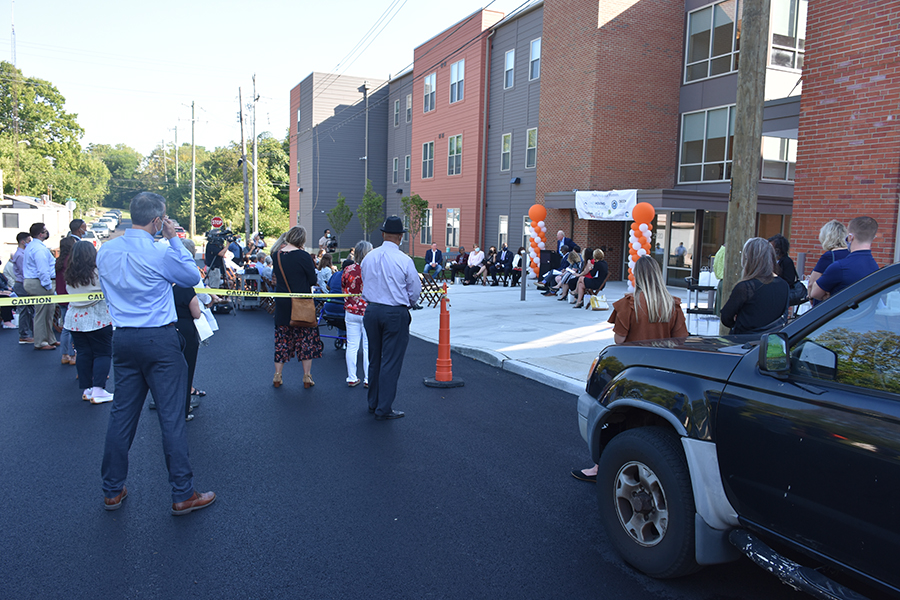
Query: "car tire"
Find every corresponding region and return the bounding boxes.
[597,426,700,579]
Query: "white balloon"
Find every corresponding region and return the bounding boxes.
[538,241,545,250]
[628,260,636,269]
[631,242,641,250]
[627,282,635,293]
[538,220,545,228]
[637,248,647,256]
[639,223,649,233]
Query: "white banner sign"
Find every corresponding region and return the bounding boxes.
[574,190,638,221]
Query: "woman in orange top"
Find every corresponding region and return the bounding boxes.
[571,255,688,482]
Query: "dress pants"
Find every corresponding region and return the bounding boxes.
[12,281,33,338]
[71,326,113,389]
[345,312,369,384]
[101,325,195,503]
[23,278,57,348]
[364,303,410,417]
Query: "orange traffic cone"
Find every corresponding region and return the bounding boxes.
[424,282,464,388]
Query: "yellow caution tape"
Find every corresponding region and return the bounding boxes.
[0,289,360,307]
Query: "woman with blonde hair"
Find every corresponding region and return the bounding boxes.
[720,237,790,334]
[571,248,608,308]
[572,255,687,482]
[808,220,849,306]
[273,226,323,389]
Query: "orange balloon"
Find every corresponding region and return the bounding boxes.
[631,223,641,232]
[646,224,653,231]
[528,204,547,223]
[628,274,635,283]
[632,202,656,224]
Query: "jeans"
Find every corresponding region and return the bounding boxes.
[58,305,74,356]
[344,312,369,384]
[71,326,113,389]
[364,303,410,416]
[423,264,443,278]
[101,325,195,503]
[12,281,33,338]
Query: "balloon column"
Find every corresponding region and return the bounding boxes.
[527,204,548,278]
[627,202,656,293]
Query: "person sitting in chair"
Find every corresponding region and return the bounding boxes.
[491,243,514,286]
[448,246,468,283]
[423,243,443,279]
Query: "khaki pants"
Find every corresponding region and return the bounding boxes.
[23,278,57,348]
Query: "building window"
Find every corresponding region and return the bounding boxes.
[450,59,465,103]
[392,157,399,185]
[523,216,531,251]
[679,105,736,183]
[402,215,409,245]
[423,73,436,113]
[394,100,400,127]
[448,134,462,176]
[761,137,797,181]
[420,208,433,245]
[525,128,537,169]
[499,215,508,249]
[529,38,541,80]
[296,108,301,128]
[770,0,807,70]
[404,155,411,183]
[406,94,412,123]
[504,50,515,89]
[422,141,434,179]
[500,133,511,171]
[685,0,741,83]
[446,208,460,247]
[296,160,301,184]
[2,213,19,228]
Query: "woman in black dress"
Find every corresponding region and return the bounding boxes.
[721,237,790,334]
[173,238,202,421]
[273,226,323,389]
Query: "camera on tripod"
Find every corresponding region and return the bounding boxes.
[326,236,338,253]
[206,229,237,246]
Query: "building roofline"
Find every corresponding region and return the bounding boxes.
[491,0,543,30]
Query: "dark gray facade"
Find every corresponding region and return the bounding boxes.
[385,70,414,250]
[294,73,388,248]
[484,3,543,253]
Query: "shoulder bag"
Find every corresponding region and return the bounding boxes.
[276,252,317,328]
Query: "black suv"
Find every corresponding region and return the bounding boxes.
[578,263,900,598]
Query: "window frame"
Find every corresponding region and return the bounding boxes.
[500,133,511,172]
[393,99,400,127]
[529,38,541,81]
[450,59,465,104]
[677,104,736,184]
[392,157,399,185]
[446,208,460,248]
[684,0,742,84]
[504,50,515,89]
[423,73,436,113]
[769,0,807,71]
[498,215,508,249]
[420,208,433,245]
[422,141,434,179]
[406,94,412,123]
[404,155,411,183]
[448,134,462,176]
[525,128,538,169]
[760,136,797,182]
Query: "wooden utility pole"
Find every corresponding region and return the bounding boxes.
[252,74,259,235]
[190,100,197,237]
[720,0,771,335]
[239,88,251,240]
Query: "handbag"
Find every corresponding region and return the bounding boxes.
[590,294,609,311]
[789,279,808,306]
[276,252,317,328]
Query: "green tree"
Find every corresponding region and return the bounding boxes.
[327,193,353,248]
[401,194,429,246]
[88,143,144,208]
[356,179,384,241]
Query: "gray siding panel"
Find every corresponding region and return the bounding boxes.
[485,6,542,251]
[386,72,414,230]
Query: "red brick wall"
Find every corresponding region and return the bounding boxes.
[791,0,900,272]
[535,0,683,280]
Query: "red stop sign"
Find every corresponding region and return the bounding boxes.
[211,216,224,229]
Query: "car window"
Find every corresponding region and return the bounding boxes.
[791,283,900,393]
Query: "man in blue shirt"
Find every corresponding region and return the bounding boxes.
[97,192,216,516]
[361,216,422,420]
[810,216,879,302]
[22,222,58,349]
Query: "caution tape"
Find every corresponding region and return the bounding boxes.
[0,289,360,307]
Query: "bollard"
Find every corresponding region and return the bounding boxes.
[424,282,464,388]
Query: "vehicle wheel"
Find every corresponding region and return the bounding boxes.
[597,426,700,579]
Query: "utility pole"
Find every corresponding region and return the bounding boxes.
[191,100,197,237]
[162,139,168,183]
[170,126,179,187]
[363,81,370,189]
[252,74,259,235]
[720,0,770,334]
[239,88,251,240]
[11,0,21,195]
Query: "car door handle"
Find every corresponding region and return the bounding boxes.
[791,380,829,395]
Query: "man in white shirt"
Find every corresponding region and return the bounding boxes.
[22,222,58,349]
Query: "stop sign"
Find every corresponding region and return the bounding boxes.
[211,216,224,229]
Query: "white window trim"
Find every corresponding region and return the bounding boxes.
[683,0,741,85]
[406,94,412,123]
[450,59,465,104]
[500,133,511,172]
[448,134,462,176]
[525,127,538,169]
[422,141,435,179]
[677,103,736,184]
[769,0,807,72]
[392,157,399,185]
[404,155,411,183]
[529,38,541,81]
[393,99,400,127]
[504,50,515,89]
[424,73,436,113]
[420,208,433,245]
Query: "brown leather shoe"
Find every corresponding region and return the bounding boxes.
[171,491,216,516]
[104,487,128,511]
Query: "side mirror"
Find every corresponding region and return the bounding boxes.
[759,332,790,376]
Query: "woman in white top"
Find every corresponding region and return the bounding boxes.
[65,241,114,404]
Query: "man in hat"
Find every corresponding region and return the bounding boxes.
[360,215,422,420]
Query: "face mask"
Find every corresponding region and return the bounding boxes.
[156,218,164,236]
[475,248,480,253]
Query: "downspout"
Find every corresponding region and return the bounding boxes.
[478,28,496,249]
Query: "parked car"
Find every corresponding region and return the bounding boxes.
[97,217,117,232]
[81,230,102,249]
[174,226,186,239]
[103,211,121,225]
[578,263,900,598]
[89,223,109,239]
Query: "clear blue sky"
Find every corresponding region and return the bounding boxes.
[1,0,524,156]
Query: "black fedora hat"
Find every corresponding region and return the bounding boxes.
[380,215,406,234]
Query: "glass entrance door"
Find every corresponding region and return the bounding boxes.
[666,211,695,286]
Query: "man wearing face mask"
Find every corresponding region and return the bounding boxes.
[22,222,58,349]
[463,244,485,285]
[97,192,215,516]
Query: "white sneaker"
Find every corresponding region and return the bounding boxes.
[82,389,93,401]
[90,389,114,404]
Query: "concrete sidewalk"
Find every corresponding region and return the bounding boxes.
[408,277,720,396]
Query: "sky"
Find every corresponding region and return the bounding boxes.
[1,0,526,157]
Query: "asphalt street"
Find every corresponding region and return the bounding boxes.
[0,306,802,599]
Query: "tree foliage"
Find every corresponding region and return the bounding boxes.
[356,179,385,240]
[401,194,430,243]
[327,193,353,246]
